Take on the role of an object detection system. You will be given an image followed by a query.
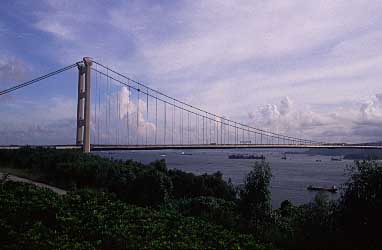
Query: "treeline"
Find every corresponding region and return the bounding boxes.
[0,147,381,250]
[0,147,235,207]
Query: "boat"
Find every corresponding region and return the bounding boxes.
[160,154,166,157]
[331,157,342,161]
[228,154,265,160]
[281,154,287,160]
[316,159,322,162]
[307,185,337,193]
[180,152,192,156]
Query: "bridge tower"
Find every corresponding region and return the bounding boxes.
[76,57,92,153]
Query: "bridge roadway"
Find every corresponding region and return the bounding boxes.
[1,144,382,151]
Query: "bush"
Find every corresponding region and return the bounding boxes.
[127,168,173,207]
[239,160,272,235]
[168,169,236,201]
[161,196,239,229]
[338,160,382,249]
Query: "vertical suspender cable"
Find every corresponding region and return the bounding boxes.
[179,105,182,144]
[94,69,97,145]
[97,65,101,145]
[164,102,167,144]
[103,73,107,145]
[188,112,190,144]
[181,105,183,144]
[202,115,205,144]
[216,117,218,144]
[117,89,120,144]
[242,127,244,144]
[107,68,110,144]
[196,114,199,144]
[172,100,175,145]
[221,118,223,145]
[228,121,230,144]
[155,95,158,144]
[146,88,149,145]
[127,84,130,144]
[235,122,237,144]
[137,89,140,145]
[210,115,212,143]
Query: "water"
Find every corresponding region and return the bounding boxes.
[95,149,352,207]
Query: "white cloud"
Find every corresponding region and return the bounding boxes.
[137,1,382,75]
[248,94,382,143]
[0,56,28,83]
[34,19,74,40]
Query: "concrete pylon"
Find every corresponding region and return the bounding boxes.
[76,62,86,146]
[76,57,92,153]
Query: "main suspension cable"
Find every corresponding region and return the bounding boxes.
[0,63,78,96]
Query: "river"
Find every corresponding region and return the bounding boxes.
[96,149,352,207]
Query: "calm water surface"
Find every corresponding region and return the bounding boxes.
[96,149,352,207]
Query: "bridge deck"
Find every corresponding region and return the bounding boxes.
[1,144,382,150]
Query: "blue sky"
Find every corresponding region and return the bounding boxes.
[1,0,382,144]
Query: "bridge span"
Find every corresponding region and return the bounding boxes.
[1,57,380,152]
[1,144,382,151]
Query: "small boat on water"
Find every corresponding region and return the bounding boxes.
[180,152,192,156]
[228,154,265,160]
[307,185,338,193]
[316,159,322,162]
[281,154,287,160]
[331,157,342,161]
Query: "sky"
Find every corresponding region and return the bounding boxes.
[1,0,382,144]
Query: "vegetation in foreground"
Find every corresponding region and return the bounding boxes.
[0,181,267,250]
[0,147,381,250]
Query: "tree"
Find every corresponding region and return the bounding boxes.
[239,160,272,234]
[338,160,382,249]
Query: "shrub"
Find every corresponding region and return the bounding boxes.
[338,160,382,249]
[239,160,272,235]
[161,196,239,229]
[168,169,236,201]
[127,168,173,207]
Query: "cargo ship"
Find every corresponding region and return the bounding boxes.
[228,154,265,160]
[307,185,338,193]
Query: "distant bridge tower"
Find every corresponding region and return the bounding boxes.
[76,57,92,153]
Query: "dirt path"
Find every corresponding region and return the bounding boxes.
[0,172,67,195]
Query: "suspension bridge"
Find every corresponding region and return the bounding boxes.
[1,57,381,152]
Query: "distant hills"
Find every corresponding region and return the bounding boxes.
[286,142,382,160]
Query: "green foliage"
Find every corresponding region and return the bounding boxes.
[168,169,237,201]
[0,181,270,250]
[161,196,239,229]
[293,193,338,250]
[2,148,382,250]
[127,167,173,207]
[338,160,382,249]
[272,161,382,250]
[0,147,236,207]
[239,161,272,234]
